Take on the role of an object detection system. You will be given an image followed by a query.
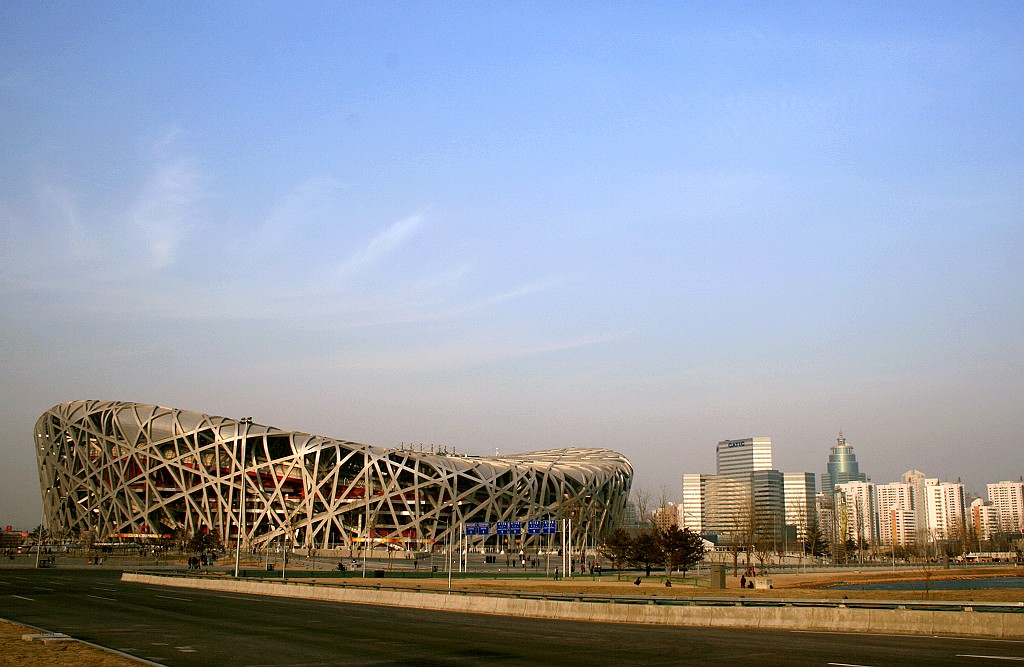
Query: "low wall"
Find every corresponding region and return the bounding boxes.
[121,573,1024,639]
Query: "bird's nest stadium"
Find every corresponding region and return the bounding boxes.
[35,401,633,551]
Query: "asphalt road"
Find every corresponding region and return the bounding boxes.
[2,568,1023,666]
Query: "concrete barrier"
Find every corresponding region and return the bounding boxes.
[121,573,1024,639]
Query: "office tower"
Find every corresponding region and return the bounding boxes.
[836,480,878,546]
[824,432,867,493]
[752,469,786,547]
[783,472,818,541]
[702,474,752,544]
[876,482,915,546]
[987,480,1024,533]
[680,473,705,532]
[716,437,773,479]
[925,481,967,542]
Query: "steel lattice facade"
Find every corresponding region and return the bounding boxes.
[35,400,633,550]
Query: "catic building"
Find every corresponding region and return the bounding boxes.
[34,401,633,551]
[681,437,811,549]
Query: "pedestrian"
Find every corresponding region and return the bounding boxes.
[740,574,746,589]
[633,577,641,586]
[664,579,672,587]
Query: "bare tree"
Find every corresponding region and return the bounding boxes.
[632,486,653,532]
[598,528,633,580]
[752,512,776,573]
[732,494,757,575]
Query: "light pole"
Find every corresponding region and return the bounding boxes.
[361,454,371,578]
[233,417,252,578]
[446,524,452,592]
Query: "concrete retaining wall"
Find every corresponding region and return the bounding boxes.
[121,573,1024,639]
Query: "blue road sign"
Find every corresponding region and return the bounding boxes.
[527,520,542,534]
[496,521,511,535]
[542,520,558,534]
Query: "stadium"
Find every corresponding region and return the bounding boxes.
[34,400,633,551]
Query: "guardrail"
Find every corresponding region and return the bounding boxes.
[125,570,1024,614]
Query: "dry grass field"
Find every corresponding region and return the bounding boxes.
[357,565,1024,603]
[0,620,139,667]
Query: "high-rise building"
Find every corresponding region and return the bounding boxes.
[901,470,929,543]
[888,510,918,548]
[783,472,817,541]
[716,437,773,479]
[824,432,867,493]
[925,481,967,543]
[836,480,878,546]
[684,437,801,550]
[653,504,678,531]
[987,480,1024,533]
[971,498,1001,543]
[876,482,915,546]
[680,473,705,532]
[816,493,838,546]
[752,469,786,547]
[702,474,752,544]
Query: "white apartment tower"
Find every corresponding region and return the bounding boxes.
[876,482,915,546]
[836,480,878,546]
[889,510,918,548]
[971,498,1001,542]
[987,480,1024,533]
[925,481,967,542]
[902,470,929,540]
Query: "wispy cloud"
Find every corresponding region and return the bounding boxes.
[256,177,346,253]
[341,330,629,374]
[129,157,201,269]
[332,214,424,279]
[37,180,103,264]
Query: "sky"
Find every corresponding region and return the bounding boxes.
[1,2,1021,529]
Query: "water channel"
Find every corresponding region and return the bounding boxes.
[831,576,1024,591]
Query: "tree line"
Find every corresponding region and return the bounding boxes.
[598,525,706,579]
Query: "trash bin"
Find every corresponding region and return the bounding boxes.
[432,565,438,573]
[266,563,275,571]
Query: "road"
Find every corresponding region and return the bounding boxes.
[2,568,1023,666]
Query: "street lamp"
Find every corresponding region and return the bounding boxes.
[233,417,253,578]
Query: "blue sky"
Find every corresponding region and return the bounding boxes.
[1,3,1021,528]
